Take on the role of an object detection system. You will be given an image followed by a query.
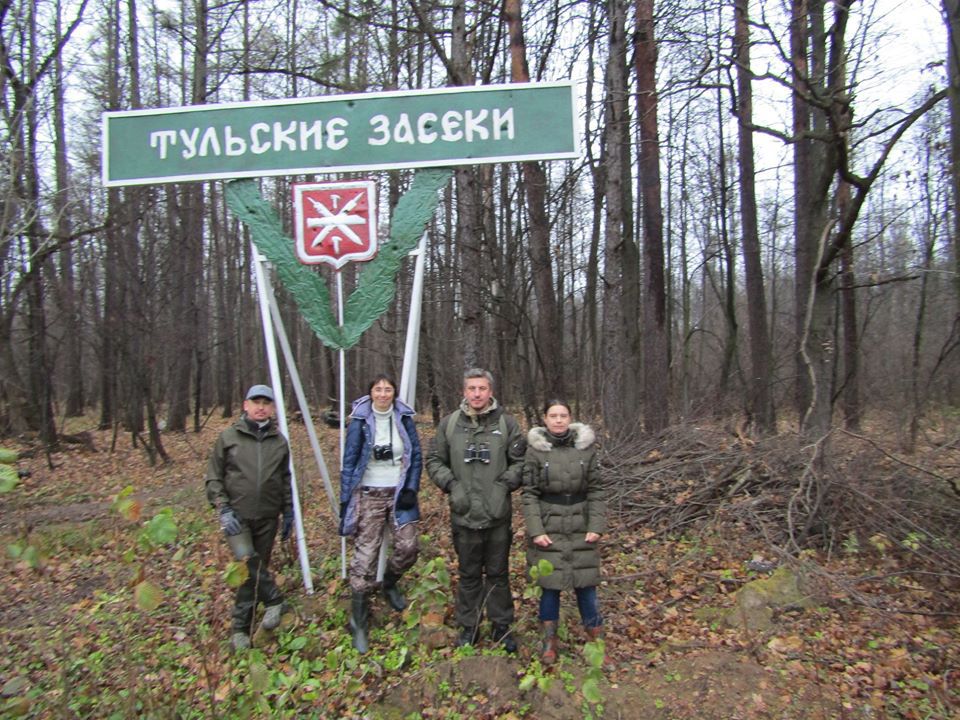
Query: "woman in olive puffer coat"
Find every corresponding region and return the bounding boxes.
[521,399,606,665]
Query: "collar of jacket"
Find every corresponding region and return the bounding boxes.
[527,422,595,452]
[458,396,499,420]
[237,414,277,437]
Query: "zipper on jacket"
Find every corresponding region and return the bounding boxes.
[256,437,264,510]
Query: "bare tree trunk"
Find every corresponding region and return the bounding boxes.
[837,177,861,431]
[714,79,738,410]
[906,132,946,450]
[581,0,604,416]
[946,0,960,312]
[53,0,83,418]
[11,1,58,446]
[601,0,630,429]
[791,0,834,435]
[166,0,208,432]
[450,0,486,369]
[734,0,775,433]
[504,0,564,398]
[635,0,669,433]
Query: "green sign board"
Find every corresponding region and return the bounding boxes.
[102,82,578,186]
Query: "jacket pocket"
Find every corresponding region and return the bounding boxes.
[486,479,510,520]
[449,479,470,515]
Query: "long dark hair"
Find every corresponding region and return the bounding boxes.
[368,374,397,396]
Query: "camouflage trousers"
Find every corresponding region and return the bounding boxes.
[349,486,419,594]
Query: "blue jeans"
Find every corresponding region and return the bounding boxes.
[538,586,601,628]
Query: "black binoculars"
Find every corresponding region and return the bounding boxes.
[372,444,394,461]
[464,443,491,464]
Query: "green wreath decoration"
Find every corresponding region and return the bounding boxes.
[225,168,451,351]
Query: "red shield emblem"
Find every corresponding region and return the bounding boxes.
[292,181,378,268]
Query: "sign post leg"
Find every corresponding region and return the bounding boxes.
[252,247,314,593]
[337,272,348,580]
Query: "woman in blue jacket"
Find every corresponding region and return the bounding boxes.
[339,375,422,653]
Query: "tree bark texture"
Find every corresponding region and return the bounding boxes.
[635,0,669,433]
[734,0,776,433]
[504,0,565,398]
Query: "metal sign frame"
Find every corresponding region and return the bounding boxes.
[102,82,578,186]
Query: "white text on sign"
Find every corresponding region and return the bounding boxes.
[148,107,516,161]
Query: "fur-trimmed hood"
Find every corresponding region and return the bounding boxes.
[526,422,595,452]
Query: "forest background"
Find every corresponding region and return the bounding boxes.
[2,0,958,446]
[2,0,960,717]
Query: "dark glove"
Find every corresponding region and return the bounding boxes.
[339,501,348,520]
[397,488,417,511]
[281,508,294,541]
[219,505,242,536]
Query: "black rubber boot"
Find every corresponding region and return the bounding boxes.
[492,624,518,653]
[457,626,476,647]
[349,592,369,653]
[382,572,407,612]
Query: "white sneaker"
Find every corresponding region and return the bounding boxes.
[261,604,283,630]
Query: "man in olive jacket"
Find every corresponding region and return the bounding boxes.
[206,384,294,652]
[426,368,525,652]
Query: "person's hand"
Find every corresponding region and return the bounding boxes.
[585,532,601,543]
[533,534,553,548]
[397,488,417,510]
[339,501,348,520]
[219,506,242,536]
[281,508,294,541]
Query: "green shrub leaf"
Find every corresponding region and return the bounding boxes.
[0,465,19,493]
[582,677,602,704]
[143,509,178,546]
[134,580,163,611]
[224,561,249,588]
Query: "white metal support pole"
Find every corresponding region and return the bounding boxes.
[398,232,428,406]
[263,278,338,513]
[337,272,348,580]
[252,247,314,594]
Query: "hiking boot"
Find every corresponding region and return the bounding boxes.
[492,624,517,654]
[230,632,251,653]
[382,572,407,612]
[349,592,370,654]
[457,626,476,648]
[541,621,558,665]
[261,603,283,631]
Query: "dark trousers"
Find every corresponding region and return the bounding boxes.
[451,522,514,629]
[231,517,283,633]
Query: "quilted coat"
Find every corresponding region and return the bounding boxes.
[521,423,606,590]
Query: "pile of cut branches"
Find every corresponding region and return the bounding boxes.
[601,422,960,601]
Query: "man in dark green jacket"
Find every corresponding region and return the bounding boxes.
[426,368,525,652]
[206,384,294,652]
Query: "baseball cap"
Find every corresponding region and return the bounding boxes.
[245,384,275,401]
